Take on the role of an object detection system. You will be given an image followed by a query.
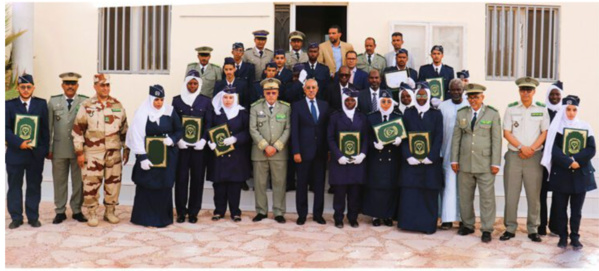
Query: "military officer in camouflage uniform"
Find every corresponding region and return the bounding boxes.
[357,37,387,74]
[72,74,130,227]
[249,78,291,223]
[47,72,89,224]
[243,30,274,82]
[186,46,222,98]
[451,83,502,243]
[285,31,308,70]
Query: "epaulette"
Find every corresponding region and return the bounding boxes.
[186,62,196,67]
[78,94,89,99]
[210,63,220,69]
[245,48,253,51]
[357,53,364,56]
[508,101,519,107]
[251,98,264,107]
[486,105,498,112]
[375,53,384,58]
[263,48,273,52]
[535,101,546,107]
[6,96,19,101]
[458,106,470,112]
[32,96,45,101]
[367,111,378,116]
[278,100,290,107]
[51,94,63,98]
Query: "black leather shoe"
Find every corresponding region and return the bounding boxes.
[528,233,542,242]
[212,214,224,221]
[28,220,41,228]
[383,218,393,227]
[557,238,568,248]
[313,216,326,225]
[176,215,185,223]
[275,216,286,224]
[252,213,267,222]
[571,239,583,250]
[233,216,242,222]
[327,187,335,194]
[458,226,475,236]
[349,220,359,228]
[335,220,343,228]
[537,226,547,236]
[188,216,198,223]
[286,185,296,192]
[372,218,381,227]
[296,217,306,225]
[481,232,492,243]
[53,213,67,224]
[241,182,250,191]
[72,213,88,222]
[500,231,515,241]
[8,220,23,229]
[440,222,453,230]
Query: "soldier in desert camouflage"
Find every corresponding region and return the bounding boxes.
[72,74,130,227]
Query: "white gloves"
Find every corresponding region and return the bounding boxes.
[393,137,402,146]
[223,136,237,146]
[338,156,350,165]
[407,157,421,165]
[373,141,384,150]
[140,159,153,170]
[422,157,433,165]
[351,153,366,164]
[299,70,308,85]
[431,98,442,109]
[208,141,217,150]
[163,137,174,146]
[194,139,206,150]
[177,139,189,149]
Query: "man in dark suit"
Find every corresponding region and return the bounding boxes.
[304,42,330,99]
[418,45,455,100]
[358,69,386,114]
[273,49,293,87]
[215,57,251,109]
[325,66,356,111]
[334,51,368,90]
[291,79,330,225]
[5,74,50,229]
[225,42,255,86]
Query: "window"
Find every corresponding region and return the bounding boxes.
[390,22,465,71]
[98,6,171,74]
[486,4,560,81]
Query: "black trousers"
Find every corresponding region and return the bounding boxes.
[175,149,206,217]
[540,169,558,232]
[7,162,44,221]
[333,184,361,222]
[552,191,586,240]
[213,182,242,217]
[295,156,326,218]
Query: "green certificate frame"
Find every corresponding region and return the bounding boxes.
[408,131,431,161]
[209,123,235,157]
[426,77,445,100]
[563,128,588,156]
[373,117,407,145]
[145,136,167,168]
[15,114,39,148]
[182,116,203,144]
[339,131,360,158]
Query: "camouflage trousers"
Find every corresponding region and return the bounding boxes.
[82,149,122,208]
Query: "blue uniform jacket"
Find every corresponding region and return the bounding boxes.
[5,97,50,165]
[417,64,455,101]
[366,111,403,189]
[549,133,597,194]
[209,109,251,183]
[303,62,331,96]
[327,110,369,185]
[214,78,251,109]
[172,94,213,141]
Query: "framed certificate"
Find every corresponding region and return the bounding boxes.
[384,70,408,89]
[182,116,202,144]
[426,77,445,100]
[14,114,39,148]
[373,117,407,145]
[209,123,235,156]
[408,131,430,161]
[339,131,360,158]
[145,136,167,168]
[563,128,588,156]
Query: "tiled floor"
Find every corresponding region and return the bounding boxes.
[5,202,598,268]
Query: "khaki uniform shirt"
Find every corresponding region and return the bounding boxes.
[503,100,550,151]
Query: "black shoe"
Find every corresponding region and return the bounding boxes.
[458,226,475,236]
[8,220,23,229]
[176,215,185,223]
[335,220,343,228]
[383,218,393,227]
[500,231,515,241]
[308,186,314,192]
[313,216,326,225]
[557,238,568,248]
[252,213,267,222]
[538,226,547,236]
[481,232,492,243]
[286,185,296,192]
[372,218,381,227]
[233,216,242,222]
[528,233,542,242]
[52,213,67,224]
[275,216,286,224]
[571,239,583,250]
[349,220,359,228]
[212,214,224,221]
[72,213,88,223]
[440,222,453,230]
[241,182,250,191]
[549,231,559,237]
[188,216,198,223]
[327,187,335,194]
[28,220,41,228]
[296,217,306,225]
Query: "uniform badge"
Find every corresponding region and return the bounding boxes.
[514,121,519,128]
[88,110,94,117]
[459,118,467,127]
[56,115,61,121]
[258,122,263,127]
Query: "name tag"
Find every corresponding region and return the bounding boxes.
[276,113,286,120]
[531,112,543,117]
[112,108,121,112]
[480,120,492,125]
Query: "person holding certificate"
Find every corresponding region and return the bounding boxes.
[541,95,596,250]
[126,85,182,228]
[397,82,444,234]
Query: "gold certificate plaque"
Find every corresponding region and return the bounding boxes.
[15,114,39,148]
[408,131,430,161]
[145,136,167,168]
[373,117,407,145]
[209,123,235,156]
[339,131,360,158]
[563,128,588,156]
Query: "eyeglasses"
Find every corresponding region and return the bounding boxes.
[18,85,33,90]
[467,96,481,100]
[63,81,78,86]
[415,94,428,99]
[339,73,350,77]
[380,100,392,104]
[265,91,278,96]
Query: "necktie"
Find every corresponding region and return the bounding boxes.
[350,70,355,84]
[67,98,74,111]
[259,50,263,58]
[368,54,372,65]
[310,63,315,70]
[383,115,388,122]
[295,52,300,60]
[420,112,424,119]
[228,82,232,88]
[23,102,28,112]
[371,92,377,111]
[235,64,239,70]
[471,112,478,130]
[435,67,439,75]
[201,67,205,74]
[310,100,318,123]
[269,106,273,114]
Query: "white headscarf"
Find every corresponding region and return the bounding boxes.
[541,103,594,178]
[398,88,416,113]
[378,92,398,117]
[545,84,563,112]
[342,93,358,121]
[414,87,431,116]
[212,90,244,120]
[181,74,203,106]
[126,95,173,155]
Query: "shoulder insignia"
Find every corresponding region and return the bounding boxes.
[245,47,253,51]
[508,101,519,107]
[210,63,221,69]
[251,98,264,107]
[51,94,62,98]
[264,48,273,52]
[7,96,18,101]
[186,62,197,67]
[279,100,290,107]
[367,111,377,116]
[535,101,546,107]
[357,53,364,56]
[78,94,89,99]
[486,105,498,112]
[458,106,470,112]
[376,53,384,57]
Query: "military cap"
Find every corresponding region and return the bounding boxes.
[464,83,486,94]
[274,49,285,56]
[265,61,277,69]
[288,30,305,41]
[260,78,281,90]
[515,76,539,88]
[223,57,236,66]
[342,87,359,98]
[232,42,244,50]
[415,81,430,90]
[18,73,34,85]
[187,69,200,78]
[399,82,414,91]
[93,74,110,84]
[551,80,563,91]
[149,84,165,98]
[222,86,237,94]
[59,72,82,82]
[396,48,409,56]
[431,45,444,53]
[380,90,393,99]
[562,95,580,106]
[457,70,470,79]
[292,63,304,73]
[252,30,269,38]
[308,42,319,49]
[195,46,213,54]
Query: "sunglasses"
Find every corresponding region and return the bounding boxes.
[63,81,78,86]
[18,85,33,90]
[265,91,278,96]
[416,94,428,99]
[339,73,351,77]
